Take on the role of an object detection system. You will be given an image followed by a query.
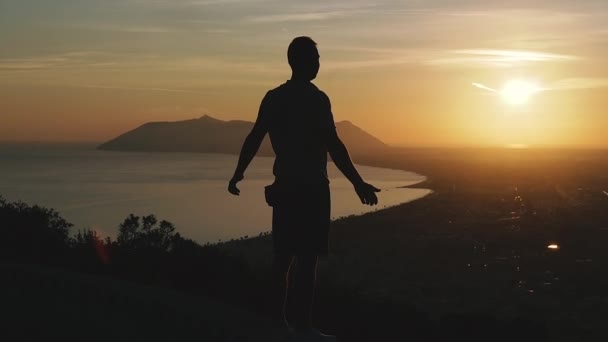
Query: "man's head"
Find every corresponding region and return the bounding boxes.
[287,36,319,81]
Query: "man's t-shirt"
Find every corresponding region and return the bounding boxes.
[255,80,337,185]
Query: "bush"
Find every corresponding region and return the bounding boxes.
[0,196,72,263]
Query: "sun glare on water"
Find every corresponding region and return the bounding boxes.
[500,80,540,105]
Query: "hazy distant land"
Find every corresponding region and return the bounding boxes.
[98,114,388,157]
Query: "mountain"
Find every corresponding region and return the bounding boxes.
[98,114,387,156]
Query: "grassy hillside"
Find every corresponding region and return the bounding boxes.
[220,148,608,341]
[1,262,286,341]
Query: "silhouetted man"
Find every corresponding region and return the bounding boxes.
[228,36,380,341]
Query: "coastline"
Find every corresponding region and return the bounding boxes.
[218,177,434,245]
[398,179,435,190]
[223,162,435,243]
[0,144,432,245]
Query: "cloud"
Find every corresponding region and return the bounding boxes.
[322,47,582,71]
[313,45,438,71]
[472,78,608,95]
[0,51,146,71]
[427,49,580,67]
[65,84,205,94]
[457,49,578,61]
[0,50,283,91]
[248,11,352,23]
[187,0,250,5]
[472,82,497,92]
[166,57,282,75]
[0,59,66,70]
[439,9,589,22]
[246,2,374,23]
[127,0,234,5]
[323,56,421,71]
[79,24,179,33]
[0,54,82,70]
[547,78,608,90]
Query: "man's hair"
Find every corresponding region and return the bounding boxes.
[287,36,317,68]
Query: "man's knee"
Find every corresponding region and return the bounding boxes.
[273,254,295,276]
[295,255,318,273]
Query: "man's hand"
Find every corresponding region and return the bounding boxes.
[354,181,381,206]
[228,174,244,196]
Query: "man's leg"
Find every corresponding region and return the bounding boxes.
[288,255,318,330]
[273,254,295,327]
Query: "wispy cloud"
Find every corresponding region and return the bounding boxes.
[323,55,426,71]
[0,53,93,70]
[471,78,608,94]
[439,9,589,23]
[427,49,580,67]
[127,0,241,6]
[78,24,179,33]
[168,56,280,74]
[472,82,497,92]
[457,49,579,61]
[322,47,582,71]
[187,0,249,5]
[0,50,283,85]
[0,58,67,70]
[67,84,205,94]
[0,51,144,71]
[248,11,352,23]
[548,78,608,90]
[312,45,440,71]
[246,2,373,23]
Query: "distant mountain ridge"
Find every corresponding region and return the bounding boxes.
[98,114,387,156]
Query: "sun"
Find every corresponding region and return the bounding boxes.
[500,80,540,105]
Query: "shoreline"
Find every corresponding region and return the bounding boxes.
[398,179,435,190]
[219,180,434,245]
[1,145,433,246]
[222,176,435,248]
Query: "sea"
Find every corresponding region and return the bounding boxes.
[0,144,432,244]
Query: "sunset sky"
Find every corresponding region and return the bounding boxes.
[1,0,607,147]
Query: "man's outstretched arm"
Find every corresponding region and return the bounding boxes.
[327,132,380,205]
[228,94,271,195]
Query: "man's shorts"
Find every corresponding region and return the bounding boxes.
[271,181,331,256]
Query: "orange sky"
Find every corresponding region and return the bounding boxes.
[1,1,607,147]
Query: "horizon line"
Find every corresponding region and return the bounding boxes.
[1,140,607,151]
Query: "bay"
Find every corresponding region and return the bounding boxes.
[0,144,431,243]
